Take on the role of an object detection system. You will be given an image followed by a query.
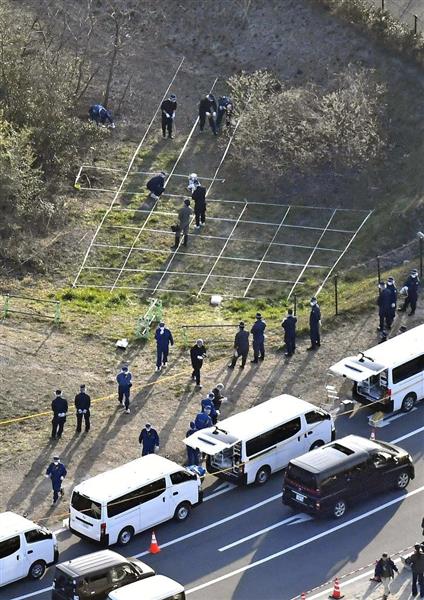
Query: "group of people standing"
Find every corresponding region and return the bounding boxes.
[377,269,420,336]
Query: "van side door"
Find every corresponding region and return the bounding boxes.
[170,470,199,510]
[24,528,54,566]
[0,535,26,585]
[304,410,332,449]
[138,478,170,528]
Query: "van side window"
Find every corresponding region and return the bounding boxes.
[246,417,301,457]
[25,528,52,543]
[0,536,20,558]
[392,355,424,384]
[170,471,197,485]
[107,478,167,517]
[305,411,327,424]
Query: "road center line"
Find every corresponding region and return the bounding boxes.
[218,515,301,551]
[185,485,424,595]
[390,424,424,444]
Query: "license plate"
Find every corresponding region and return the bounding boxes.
[295,493,305,502]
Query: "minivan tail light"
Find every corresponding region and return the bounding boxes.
[386,388,392,397]
[100,523,106,536]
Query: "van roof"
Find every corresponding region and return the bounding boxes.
[107,575,184,600]
[56,550,129,577]
[202,395,323,441]
[289,435,381,477]
[73,455,185,503]
[0,512,42,541]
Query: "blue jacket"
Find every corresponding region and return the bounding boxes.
[117,371,132,389]
[377,288,392,314]
[201,397,217,419]
[404,275,420,300]
[309,305,321,328]
[147,175,165,196]
[386,283,397,306]
[282,315,297,340]
[375,558,398,578]
[251,319,266,342]
[46,462,67,489]
[155,327,174,350]
[194,412,213,430]
[51,396,68,417]
[139,428,159,453]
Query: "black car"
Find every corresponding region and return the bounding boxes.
[282,434,414,518]
[52,550,155,600]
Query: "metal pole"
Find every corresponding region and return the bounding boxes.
[420,237,423,278]
[293,294,297,316]
[414,15,418,35]
[54,302,61,324]
[3,294,10,319]
[334,275,339,316]
[381,0,384,10]
[377,256,381,283]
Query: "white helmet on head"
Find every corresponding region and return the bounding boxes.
[189,173,198,180]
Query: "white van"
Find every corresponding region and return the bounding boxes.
[69,455,202,546]
[0,512,58,586]
[330,324,424,413]
[184,394,335,485]
[108,575,185,600]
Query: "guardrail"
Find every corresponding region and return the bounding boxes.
[135,298,163,339]
[2,294,61,323]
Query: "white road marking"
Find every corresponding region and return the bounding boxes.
[218,514,311,551]
[185,485,424,595]
[391,424,424,444]
[7,587,52,600]
[370,407,417,428]
[203,483,237,502]
[133,493,281,559]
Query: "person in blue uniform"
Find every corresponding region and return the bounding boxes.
[161,94,177,138]
[185,421,199,466]
[154,321,174,372]
[51,390,68,439]
[216,96,234,131]
[139,423,160,456]
[201,392,218,425]
[228,321,249,368]
[377,282,393,331]
[75,384,91,433]
[190,339,207,388]
[194,406,213,430]
[89,104,114,126]
[45,456,67,505]
[386,276,397,324]
[198,94,217,134]
[192,183,207,228]
[116,365,132,413]
[251,313,266,363]
[282,309,297,357]
[307,297,321,351]
[146,172,166,200]
[399,269,420,315]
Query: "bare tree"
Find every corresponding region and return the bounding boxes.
[103,4,132,108]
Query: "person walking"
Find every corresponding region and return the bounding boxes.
[216,95,234,131]
[377,282,393,331]
[116,365,132,414]
[172,198,193,249]
[51,390,68,440]
[192,183,207,229]
[138,423,160,456]
[228,321,249,368]
[45,456,67,506]
[154,321,174,372]
[75,384,91,434]
[161,93,177,138]
[194,405,213,430]
[201,392,219,425]
[399,269,420,315]
[307,297,321,351]
[198,93,217,135]
[190,339,207,388]
[185,421,199,466]
[375,552,398,600]
[404,544,424,598]
[211,383,227,414]
[146,171,166,200]
[251,313,266,363]
[282,308,297,357]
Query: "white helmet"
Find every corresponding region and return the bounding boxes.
[189,173,198,180]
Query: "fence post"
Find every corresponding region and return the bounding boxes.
[377,256,381,283]
[334,275,339,316]
[182,326,188,347]
[54,301,61,324]
[419,236,423,278]
[3,294,10,319]
[293,294,297,316]
[414,15,418,35]
[381,0,384,10]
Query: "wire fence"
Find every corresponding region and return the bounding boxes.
[367,0,424,33]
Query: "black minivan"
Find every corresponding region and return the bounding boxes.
[52,550,155,600]
[282,434,414,518]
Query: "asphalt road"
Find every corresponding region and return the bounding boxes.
[2,405,424,600]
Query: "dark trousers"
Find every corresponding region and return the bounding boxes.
[156,346,169,367]
[142,446,156,456]
[310,326,321,347]
[402,295,417,313]
[379,311,393,330]
[252,340,265,361]
[230,351,248,368]
[51,417,65,439]
[195,208,206,226]
[76,412,90,432]
[52,486,63,503]
[199,113,216,134]
[187,446,199,466]
[162,114,173,137]
[192,367,201,385]
[174,232,188,247]
[412,572,424,597]
[285,336,296,355]
[118,386,130,410]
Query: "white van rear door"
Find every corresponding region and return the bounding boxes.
[330,356,386,382]
[0,535,26,585]
[184,430,233,456]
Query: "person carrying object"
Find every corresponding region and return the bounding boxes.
[198,93,217,135]
[139,423,160,456]
[172,198,193,249]
[377,281,393,331]
[146,171,166,200]
[154,321,174,372]
[374,552,398,600]
[216,95,234,131]
[201,392,219,425]
[161,93,177,138]
[228,321,249,368]
[211,383,227,413]
[399,269,420,316]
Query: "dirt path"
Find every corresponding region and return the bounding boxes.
[1,301,421,524]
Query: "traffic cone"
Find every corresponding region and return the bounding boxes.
[329,577,344,599]
[301,593,306,599]
[370,428,376,441]
[149,530,160,554]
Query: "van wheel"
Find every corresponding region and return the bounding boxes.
[117,526,134,546]
[28,560,46,580]
[174,501,191,522]
[401,394,416,413]
[309,440,325,451]
[332,499,347,519]
[255,466,271,485]
[395,471,410,489]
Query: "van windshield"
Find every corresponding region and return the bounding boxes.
[71,491,101,519]
[286,464,317,489]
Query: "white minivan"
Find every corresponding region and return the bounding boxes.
[0,512,58,586]
[330,324,424,413]
[108,575,185,600]
[69,455,202,546]
[184,394,335,485]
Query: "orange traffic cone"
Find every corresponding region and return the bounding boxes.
[370,428,376,441]
[149,530,160,554]
[301,593,306,599]
[329,577,344,599]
